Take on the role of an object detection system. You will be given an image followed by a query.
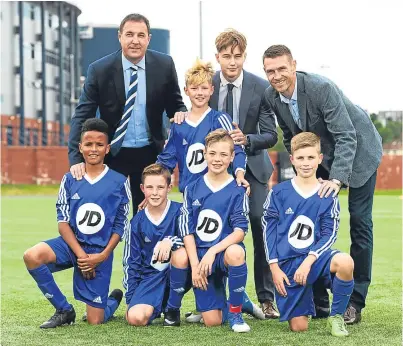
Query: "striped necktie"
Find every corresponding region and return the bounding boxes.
[290,99,302,129]
[110,66,138,156]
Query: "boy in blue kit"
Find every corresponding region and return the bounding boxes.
[123,164,183,326]
[156,59,263,323]
[164,129,251,333]
[157,59,249,193]
[262,132,354,337]
[23,118,130,328]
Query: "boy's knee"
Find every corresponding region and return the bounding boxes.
[87,315,104,325]
[289,318,308,332]
[171,247,188,269]
[224,245,245,266]
[202,314,222,327]
[23,248,42,267]
[334,253,354,272]
[126,310,148,326]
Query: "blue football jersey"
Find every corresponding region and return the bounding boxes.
[179,175,249,248]
[56,166,131,248]
[262,179,340,264]
[157,107,247,192]
[123,200,183,303]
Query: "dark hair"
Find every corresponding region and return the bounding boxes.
[119,13,150,34]
[80,118,109,140]
[262,45,293,63]
[142,163,172,185]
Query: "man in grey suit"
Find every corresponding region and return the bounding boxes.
[262,45,382,324]
[212,29,279,318]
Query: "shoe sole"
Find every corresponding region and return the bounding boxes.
[40,321,75,329]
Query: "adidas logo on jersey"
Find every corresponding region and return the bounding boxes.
[92,296,102,304]
[285,207,294,215]
[183,139,188,145]
[192,199,201,206]
[173,287,185,293]
[71,193,80,200]
[44,293,54,299]
[233,286,245,293]
[144,236,151,243]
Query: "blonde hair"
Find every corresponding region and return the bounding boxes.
[141,163,171,185]
[185,58,214,86]
[205,129,234,153]
[291,132,321,154]
[215,28,247,53]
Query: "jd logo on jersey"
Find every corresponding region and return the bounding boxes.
[186,143,207,174]
[288,215,314,249]
[196,209,223,242]
[76,203,105,235]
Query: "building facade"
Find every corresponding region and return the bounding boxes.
[0,1,81,145]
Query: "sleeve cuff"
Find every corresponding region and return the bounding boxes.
[235,168,246,175]
[57,220,69,223]
[309,251,319,259]
[268,258,278,264]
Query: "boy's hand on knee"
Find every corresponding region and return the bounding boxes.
[78,253,106,272]
[198,248,216,277]
[81,268,96,280]
[271,265,290,297]
[153,239,172,263]
[192,269,208,291]
[294,256,316,286]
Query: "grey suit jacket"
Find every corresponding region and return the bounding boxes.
[210,70,278,184]
[264,71,382,188]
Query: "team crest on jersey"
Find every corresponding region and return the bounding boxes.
[76,203,105,235]
[288,215,314,249]
[196,209,223,242]
[186,143,207,174]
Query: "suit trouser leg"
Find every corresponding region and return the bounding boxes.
[348,171,377,311]
[106,145,158,214]
[246,170,275,303]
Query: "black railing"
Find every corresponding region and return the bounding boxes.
[1,125,68,146]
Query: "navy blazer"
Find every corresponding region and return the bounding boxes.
[210,70,277,184]
[68,49,187,165]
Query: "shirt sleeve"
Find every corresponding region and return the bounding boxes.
[111,179,131,240]
[122,219,142,305]
[156,125,178,172]
[309,196,340,259]
[262,189,280,264]
[214,113,247,174]
[178,186,195,237]
[229,189,249,233]
[56,174,71,223]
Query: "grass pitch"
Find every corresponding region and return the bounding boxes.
[1,193,402,346]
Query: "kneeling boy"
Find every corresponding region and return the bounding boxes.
[123,164,183,326]
[164,129,251,332]
[262,132,354,337]
[23,118,130,328]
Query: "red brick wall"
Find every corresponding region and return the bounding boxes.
[1,145,401,190]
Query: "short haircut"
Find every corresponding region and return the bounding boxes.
[262,45,293,63]
[80,118,109,140]
[141,163,171,185]
[205,129,234,153]
[119,13,150,34]
[215,28,247,54]
[185,58,214,86]
[291,132,321,154]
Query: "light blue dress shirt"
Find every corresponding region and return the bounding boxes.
[279,79,302,129]
[121,54,151,148]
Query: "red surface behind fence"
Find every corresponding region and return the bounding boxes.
[1,145,401,190]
